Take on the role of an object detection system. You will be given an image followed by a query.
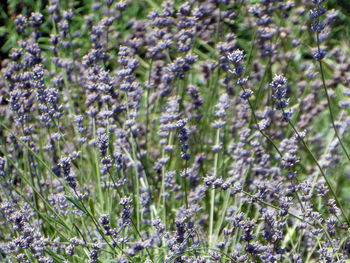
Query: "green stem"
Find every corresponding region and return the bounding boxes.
[209,128,220,246]
[123,91,141,232]
[285,112,350,227]
[242,86,283,157]
[316,33,350,163]
[145,59,153,153]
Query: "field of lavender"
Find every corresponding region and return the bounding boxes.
[2,0,350,262]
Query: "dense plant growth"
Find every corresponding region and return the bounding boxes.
[1,0,350,262]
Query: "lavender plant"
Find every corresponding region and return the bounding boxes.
[1,0,350,262]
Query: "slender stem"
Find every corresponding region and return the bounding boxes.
[294,187,339,259]
[158,131,173,231]
[242,85,283,157]
[214,188,230,239]
[241,190,311,226]
[123,91,141,232]
[285,113,350,227]
[316,33,350,163]
[92,117,103,205]
[145,59,153,152]
[209,128,220,246]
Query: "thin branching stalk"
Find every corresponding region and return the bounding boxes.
[284,111,350,227]
[315,6,350,164]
